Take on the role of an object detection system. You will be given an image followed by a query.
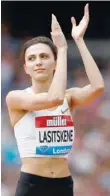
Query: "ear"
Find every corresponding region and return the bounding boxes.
[23,64,29,75]
[53,61,56,71]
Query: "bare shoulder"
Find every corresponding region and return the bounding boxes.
[6,90,24,103]
[6,90,23,96]
[6,90,29,126]
[6,90,27,109]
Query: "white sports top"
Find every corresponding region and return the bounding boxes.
[14,87,75,158]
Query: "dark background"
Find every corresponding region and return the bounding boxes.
[1,1,110,39]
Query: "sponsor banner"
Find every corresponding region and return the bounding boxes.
[36,145,72,155]
[35,115,74,128]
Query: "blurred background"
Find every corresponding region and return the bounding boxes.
[1,1,110,196]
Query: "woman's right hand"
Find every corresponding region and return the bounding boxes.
[51,14,67,49]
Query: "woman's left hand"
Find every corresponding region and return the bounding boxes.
[71,4,89,41]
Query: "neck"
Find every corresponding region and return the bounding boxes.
[31,77,53,94]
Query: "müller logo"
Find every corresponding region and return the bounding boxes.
[47,116,66,127]
[35,115,74,128]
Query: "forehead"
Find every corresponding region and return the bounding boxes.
[25,43,54,57]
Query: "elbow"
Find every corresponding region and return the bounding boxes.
[99,80,104,90]
[95,85,104,95]
[96,84,104,91]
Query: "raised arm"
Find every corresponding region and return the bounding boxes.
[49,14,67,100]
[6,14,67,112]
[67,4,104,108]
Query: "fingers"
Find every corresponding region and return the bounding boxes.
[51,14,61,32]
[71,17,76,27]
[84,3,89,21]
[84,3,89,15]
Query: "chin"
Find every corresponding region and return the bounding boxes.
[34,74,48,82]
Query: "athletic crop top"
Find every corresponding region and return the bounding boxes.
[14,87,75,158]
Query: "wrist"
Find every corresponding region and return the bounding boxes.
[74,38,86,49]
[74,37,84,44]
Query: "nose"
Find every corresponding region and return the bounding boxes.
[36,57,42,66]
